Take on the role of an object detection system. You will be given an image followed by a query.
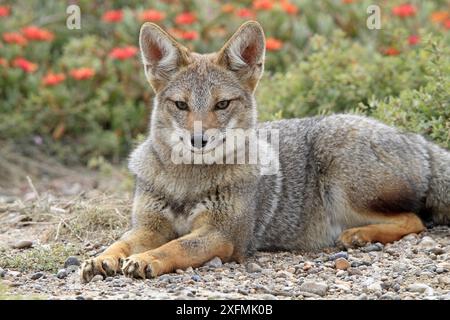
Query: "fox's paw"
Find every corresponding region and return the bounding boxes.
[80,255,123,283]
[122,253,162,279]
[338,227,371,249]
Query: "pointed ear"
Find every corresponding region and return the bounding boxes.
[139,23,191,92]
[216,21,266,91]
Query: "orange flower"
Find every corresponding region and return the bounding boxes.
[0,6,10,17]
[0,57,7,67]
[266,37,283,51]
[12,57,38,73]
[180,30,198,41]
[281,2,299,15]
[70,67,95,80]
[2,32,27,46]
[102,10,123,23]
[392,4,416,18]
[175,12,197,25]
[22,26,54,41]
[430,11,449,24]
[221,4,235,14]
[140,9,165,22]
[408,35,420,45]
[109,46,138,60]
[444,19,450,30]
[382,47,401,56]
[253,0,273,10]
[236,8,254,19]
[42,72,66,86]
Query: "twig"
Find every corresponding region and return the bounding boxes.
[54,220,63,241]
[26,176,40,201]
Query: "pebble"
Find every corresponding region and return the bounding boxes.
[366,281,382,293]
[191,275,201,282]
[335,258,350,270]
[56,269,67,279]
[407,283,434,295]
[205,257,223,268]
[299,281,328,297]
[30,272,44,280]
[246,263,262,273]
[64,256,81,268]
[12,240,33,249]
[0,267,5,278]
[418,236,437,250]
[91,275,103,282]
[329,251,348,261]
[363,243,383,252]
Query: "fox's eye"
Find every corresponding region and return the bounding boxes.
[174,101,188,111]
[215,100,231,110]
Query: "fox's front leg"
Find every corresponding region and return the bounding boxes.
[80,228,171,282]
[81,193,175,282]
[122,227,234,279]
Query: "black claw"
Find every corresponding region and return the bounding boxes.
[145,265,154,279]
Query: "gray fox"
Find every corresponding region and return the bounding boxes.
[81,21,450,282]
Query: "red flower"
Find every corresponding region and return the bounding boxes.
[175,12,197,25]
[0,6,10,17]
[70,67,95,80]
[12,57,38,73]
[382,47,401,56]
[140,9,165,22]
[253,0,273,10]
[392,4,417,18]
[22,26,54,41]
[42,72,66,86]
[236,8,254,19]
[180,30,199,41]
[266,37,283,51]
[408,35,420,45]
[2,32,27,46]
[0,57,7,67]
[444,19,450,30]
[342,0,356,3]
[102,10,123,23]
[109,46,138,60]
[281,2,299,15]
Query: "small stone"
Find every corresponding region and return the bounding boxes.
[105,277,114,282]
[175,269,184,274]
[367,281,382,293]
[185,267,194,273]
[418,236,437,250]
[363,243,383,252]
[407,283,434,295]
[298,281,328,297]
[205,257,222,268]
[430,247,445,255]
[64,256,80,268]
[191,275,201,282]
[246,263,262,273]
[75,296,85,300]
[30,272,44,280]
[8,270,21,277]
[56,269,67,279]
[12,240,33,249]
[330,251,348,261]
[0,268,5,278]
[335,258,350,270]
[438,277,450,285]
[91,275,103,282]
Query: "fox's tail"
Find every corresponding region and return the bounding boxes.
[426,143,450,225]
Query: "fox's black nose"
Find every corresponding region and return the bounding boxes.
[191,134,208,149]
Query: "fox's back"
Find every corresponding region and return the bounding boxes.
[254,114,432,251]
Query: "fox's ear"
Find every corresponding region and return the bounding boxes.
[216,21,265,91]
[139,23,191,92]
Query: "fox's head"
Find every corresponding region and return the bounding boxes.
[139,21,265,155]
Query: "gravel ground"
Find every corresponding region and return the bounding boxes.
[2,226,449,300]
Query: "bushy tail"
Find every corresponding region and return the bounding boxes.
[426,143,450,225]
